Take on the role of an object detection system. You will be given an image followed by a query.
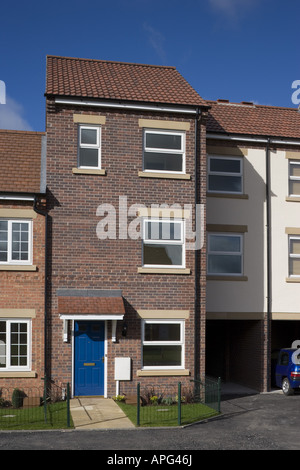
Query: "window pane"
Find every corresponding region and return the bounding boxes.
[144,152,183,172]
[145,221,181,241]
[11,223,29,261]
[145,323,181,342]
[81,128,97,145]
[143,244,182,266]
[208,175,242,192]
[289,180,300,196]
[10,323,28,367]
[0,221,8,231]
[79,148,99,167]
[0,221,8,262]
[290,258,300,276]
[0,322,6,368]
[210,158,241,173]
[146,133,182,150]
[290,239,300,255]
[143,346,182,366]
[209,235,240,252]
[290,163,300,177]
[208,254,242,274]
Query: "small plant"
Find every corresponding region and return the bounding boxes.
[12,388,25,408]
[112,395,125,402]
[149,395,158,405]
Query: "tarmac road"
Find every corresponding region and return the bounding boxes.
[0,390,299,452]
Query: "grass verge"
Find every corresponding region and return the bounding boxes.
[116,401,219,427]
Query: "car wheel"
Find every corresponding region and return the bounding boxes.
[282,377,294,396]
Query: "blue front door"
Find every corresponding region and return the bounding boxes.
[74,321,105,396]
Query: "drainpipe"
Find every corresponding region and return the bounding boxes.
[265,138,271,391]
[33,196,48,386]
[194,107,201,381]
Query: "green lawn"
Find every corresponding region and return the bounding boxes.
[117,401,219,427]
[0,402,73,430]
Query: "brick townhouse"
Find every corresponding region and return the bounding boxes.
[205,99,300,391]
[44,56,209,397]
[0,129,46,390]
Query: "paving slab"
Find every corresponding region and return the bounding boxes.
[70,397,135,430]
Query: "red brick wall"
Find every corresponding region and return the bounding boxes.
[0,199,46,390]
[46,102,207,396]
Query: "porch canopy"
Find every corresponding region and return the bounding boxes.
[58,289,125,321]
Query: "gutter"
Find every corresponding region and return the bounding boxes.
[207,132,300,146]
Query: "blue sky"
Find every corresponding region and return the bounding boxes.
[0,0,299,132]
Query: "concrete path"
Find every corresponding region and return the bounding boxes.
[70,397,135,430]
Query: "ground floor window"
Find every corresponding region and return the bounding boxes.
[0,319,30,370]
[142,320,184,369]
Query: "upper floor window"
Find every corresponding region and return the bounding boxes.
[78,125,101,169]
[288,236,300,277]
[288,161,300,197]
[143,130,185,173]
[0,220,32,265]
[208,156,243,194]
[142,218,185,268]
[207,233,243,276]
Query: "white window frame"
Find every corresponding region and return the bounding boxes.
[288,235,300,278]
[208,155,243,194]
[207,232,243,276]
[0,319,31,371]
[143,129,186,174]
[142,218,185,269]
[0,219,32,265]
[78,125,101,169]
[288,160,300,197]
[141,319,185,370]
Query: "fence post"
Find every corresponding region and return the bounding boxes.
[137,382,140,426]
[217,377,221,413]
[178,382,181,426]
[67,383,71,428]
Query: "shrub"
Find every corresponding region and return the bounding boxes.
[12,388,24,408]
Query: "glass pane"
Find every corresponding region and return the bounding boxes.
[143,244,182,266]
[143,346,182,367]
[146,133,182,150]
[289,180,300,196]
[209,235,240,252]
[145,323,181,342]
[290,163,300,177]
[0,322,6,368]
[145,221,181,241]
[208,254,242,274]
[209,175,242,192]
[290,239,300,255]
[79,148,99,167]
[210,158,241,173]
[144,152,183,172]
[290,258,300,276]
[81,128,97,145]
[0,221,8,231]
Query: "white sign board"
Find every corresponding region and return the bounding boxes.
[114,357,131,381]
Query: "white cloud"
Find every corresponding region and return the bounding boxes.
[143,23,167,63]
[0,96,32,131]
[209,0,257,21]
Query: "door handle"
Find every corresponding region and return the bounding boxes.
[102,356,105,363]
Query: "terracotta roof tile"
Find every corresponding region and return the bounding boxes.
[45,55,208,107]
[0,130,45,193]
[58,296,125,315]
[207,100,300,140]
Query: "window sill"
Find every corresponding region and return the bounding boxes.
[138,267,191,274]
[207,275,248,281]
[137,369,190,377]
[207,192,249,199]
[286,196,300,202]
[286,277,300,283]
[72,168,106,175]
[0,265,37,271]
[138,171,191,180]
[0,371,36,378]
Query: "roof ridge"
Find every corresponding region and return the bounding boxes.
[207,99,298,112]
[46,55,176,70]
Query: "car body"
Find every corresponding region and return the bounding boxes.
[275,348,300,395]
